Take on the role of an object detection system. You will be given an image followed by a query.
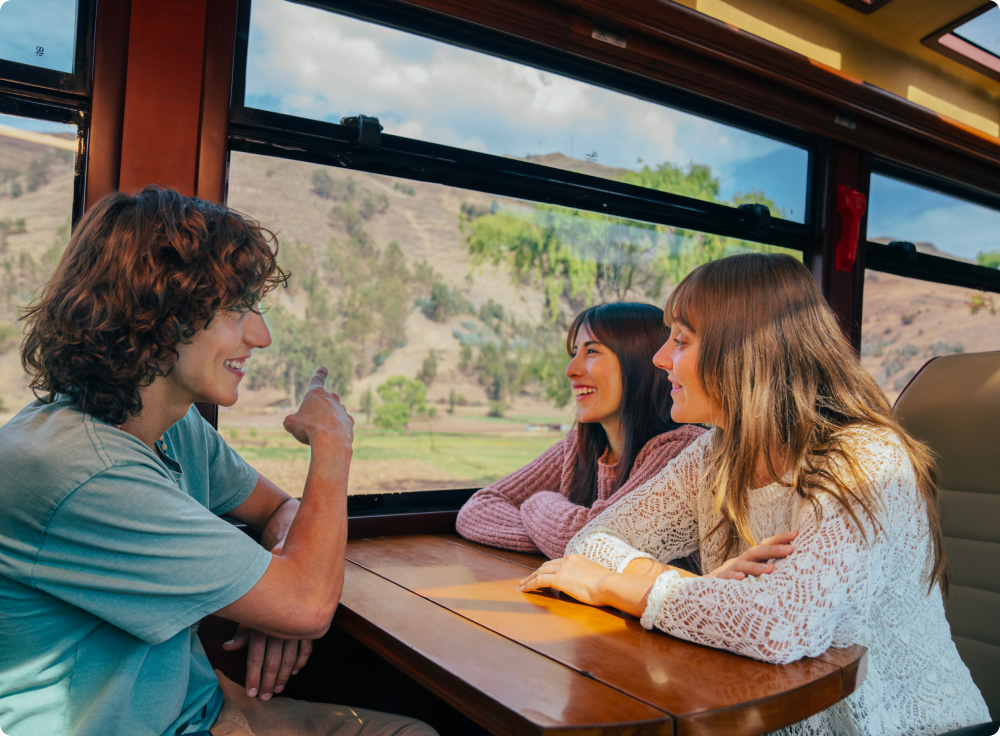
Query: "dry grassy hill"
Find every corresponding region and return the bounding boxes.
[1,132,997,424]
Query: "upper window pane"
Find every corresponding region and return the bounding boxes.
[220,150,799,496]
[0,0,78,73]
[0,113,77,421]
[868,173,1000,266]
[244,0,810,223]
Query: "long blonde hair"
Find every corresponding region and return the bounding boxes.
[667,253,946,593]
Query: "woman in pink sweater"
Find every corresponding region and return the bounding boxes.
[457,302,704,560]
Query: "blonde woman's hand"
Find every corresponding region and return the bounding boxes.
[518,555,613,606]
[706,531,798,580]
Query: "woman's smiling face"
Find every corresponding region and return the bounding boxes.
[565,322,623,426]
[653,320,722,427]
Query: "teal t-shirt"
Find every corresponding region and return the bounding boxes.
[0,397,272,736]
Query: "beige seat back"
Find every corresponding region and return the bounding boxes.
[894,351,1000,719]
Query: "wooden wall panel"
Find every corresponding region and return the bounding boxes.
[84,0,132,210]
[196,0,240,203]
[117,0,209,196]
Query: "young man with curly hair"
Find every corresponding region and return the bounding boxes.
[0,187,436,736]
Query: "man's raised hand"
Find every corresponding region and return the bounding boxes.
[282,367,354,448]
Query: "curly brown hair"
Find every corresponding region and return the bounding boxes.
[21,186,289,425]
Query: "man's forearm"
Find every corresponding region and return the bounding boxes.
[274,432,352,612]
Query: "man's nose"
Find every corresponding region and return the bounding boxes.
[246,311,272,349]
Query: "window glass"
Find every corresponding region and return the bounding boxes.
[0,113,77,422]
[0,0,78,73]
[221,150,800,496]
[862,270,1000,404]
[868,173,1000,265]
[953,7,1000,57]
[244,0,810,223]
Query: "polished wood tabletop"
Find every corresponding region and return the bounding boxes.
[336,533,867,736]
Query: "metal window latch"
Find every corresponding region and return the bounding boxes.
[340,115,383,149]
[738,203,772,228]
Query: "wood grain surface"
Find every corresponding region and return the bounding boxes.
[337,562,671,736]
[344,534,866,736]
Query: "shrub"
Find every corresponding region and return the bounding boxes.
[374,402,411,432]
[965,290,997,316]
[488,400,506,418]
[393,182,415,196]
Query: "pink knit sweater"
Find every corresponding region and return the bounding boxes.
[456,425,705,559]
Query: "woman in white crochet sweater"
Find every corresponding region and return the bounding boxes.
[520,253,989,735]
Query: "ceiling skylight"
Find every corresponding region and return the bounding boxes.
[925,5,1000,82]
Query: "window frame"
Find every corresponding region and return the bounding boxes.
[229,0,820,253]
[864,157,1000,294]
[0,0,96,101]
[0,0,94,224]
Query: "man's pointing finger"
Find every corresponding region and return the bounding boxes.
[310,367,328,390]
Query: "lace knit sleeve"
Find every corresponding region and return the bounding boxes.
[640,431,909,665]
[520,425,705,560]
[565,431,711,571]
[455,432,574,552]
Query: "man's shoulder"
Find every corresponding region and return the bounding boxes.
[0,397,154,503]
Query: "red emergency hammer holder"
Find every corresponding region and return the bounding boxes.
[835,184,867,272]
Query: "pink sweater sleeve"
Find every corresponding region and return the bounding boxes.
[455,431,575,553]
[520,425,706,559]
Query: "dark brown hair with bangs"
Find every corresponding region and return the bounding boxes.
[666,253,947,594]
[20,186,288,426]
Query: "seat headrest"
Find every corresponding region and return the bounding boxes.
[893,351,1000,496]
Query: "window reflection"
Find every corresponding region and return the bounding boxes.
[220,150,799,496]
[0,114,77,420]
[862,269,1000,404]
[244,0,809,223]
[0,0,78,73]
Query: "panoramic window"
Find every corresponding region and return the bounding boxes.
[867,173,1000,264]
[0,113,77,420]
[0,0,78,73]
[220,151,799,496]
[862,270,1000,404]
[243,0,810,223]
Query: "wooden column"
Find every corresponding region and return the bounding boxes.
[84,0,132,210]
[810,142,872,351]
[92,0,237,203]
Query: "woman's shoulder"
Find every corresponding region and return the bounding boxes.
[634,425,711,468]
[641,424,709,454]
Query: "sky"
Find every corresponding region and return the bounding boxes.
[0,0,77,73]
[954,7,1000,57]
[244,0,811,222]
[868,174,1000,262]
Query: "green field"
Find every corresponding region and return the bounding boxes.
[224,424,563,487]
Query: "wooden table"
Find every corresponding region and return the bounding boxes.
[336,533,866,736]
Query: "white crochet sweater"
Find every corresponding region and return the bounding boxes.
[567,427,989,735]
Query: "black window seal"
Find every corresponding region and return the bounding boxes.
[229,113,811,251]
[0,0,96,100]
[0,93,89,225]
[866,157,1000,294]
[231,0,820,245]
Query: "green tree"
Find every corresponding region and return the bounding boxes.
[360,385,374,423]
[374,375,427,431]
[416,349,438,386]
[977,250,1000,269]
